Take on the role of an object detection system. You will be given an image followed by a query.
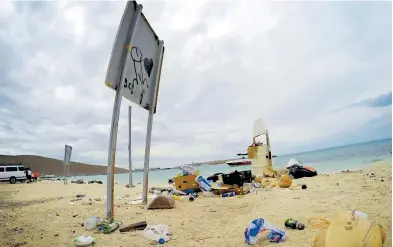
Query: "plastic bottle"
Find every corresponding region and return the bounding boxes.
[142,225,170,244]
[245,218,287,244]
[222,192,236,197]
[284,219,305,230]
[84,216,101,230]
[189,193,198,202]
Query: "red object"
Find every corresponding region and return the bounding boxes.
[304,166,315,172]
[33,172,38,178]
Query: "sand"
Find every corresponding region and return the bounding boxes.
[0,161,391,247]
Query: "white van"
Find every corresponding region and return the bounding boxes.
[0,165,27,184]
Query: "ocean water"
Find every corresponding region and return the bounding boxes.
[69,139,392,185]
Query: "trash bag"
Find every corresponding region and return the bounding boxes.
[287,165,317,179]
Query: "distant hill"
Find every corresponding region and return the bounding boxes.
[0,155,128,176]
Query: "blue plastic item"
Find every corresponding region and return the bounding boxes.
[244,218,287,244]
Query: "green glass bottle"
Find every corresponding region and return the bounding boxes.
[101,220,122,234]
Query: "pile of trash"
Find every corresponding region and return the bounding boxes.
[243,210,386,246]
[146,163,311,203]
[75,217,172,246]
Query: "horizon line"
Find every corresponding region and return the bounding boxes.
[1,137,391,168]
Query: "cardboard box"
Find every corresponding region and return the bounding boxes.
[174,174,200,191]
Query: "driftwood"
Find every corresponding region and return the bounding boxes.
[119,221,147,232]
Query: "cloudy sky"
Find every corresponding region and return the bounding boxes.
[0,1,391,168]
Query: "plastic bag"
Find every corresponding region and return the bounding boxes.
[74,235,94,246]
[244,218,287,245]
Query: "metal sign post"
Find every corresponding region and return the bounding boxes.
[104,1,165,221]
[105,2,143,221]
[142,40,164,204]
[128,105,133,187]
[63,145,72,185]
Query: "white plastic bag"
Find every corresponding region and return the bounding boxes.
[81,195,92,205]
[142,225,170,244]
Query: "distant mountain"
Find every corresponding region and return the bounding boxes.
[0,155,128,176]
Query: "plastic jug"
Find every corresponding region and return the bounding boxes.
[84,216,101,230]
[142,225,170,244]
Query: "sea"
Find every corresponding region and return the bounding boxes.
[69,138,392,185]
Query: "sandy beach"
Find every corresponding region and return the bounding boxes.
[0,161,391,247]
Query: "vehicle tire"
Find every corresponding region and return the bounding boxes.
[9,177,17,184]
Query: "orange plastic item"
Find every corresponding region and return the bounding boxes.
[304,166,315,172]
[278,174,292,188]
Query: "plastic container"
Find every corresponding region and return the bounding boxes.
[142,225,170,244]
[245,218,287,244]
[74,235,94,247]
[222,192,236,197]
[84,216,101,230]
[195,175,212,191]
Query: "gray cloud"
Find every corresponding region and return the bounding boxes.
[0,1,391,168]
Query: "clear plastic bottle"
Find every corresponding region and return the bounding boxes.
[84,216,101,230]
[142,225,170,244]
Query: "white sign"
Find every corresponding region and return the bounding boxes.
[105,1,139,91]
[105,1,163,112]
[120,16,161,111]
[64,145,72,166]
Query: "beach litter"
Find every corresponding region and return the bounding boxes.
[147,194,175,210]
[81,195,92,205]
[278,174,292,188]
[284,218,305,230]
[84,216,101,230]
[120,221,147,232]
[97,220,122,234]
[142,224,171,244]
[188,193,198,201]
[244,218,287,245]
[73,235,94,247]
[221,192,236,197]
